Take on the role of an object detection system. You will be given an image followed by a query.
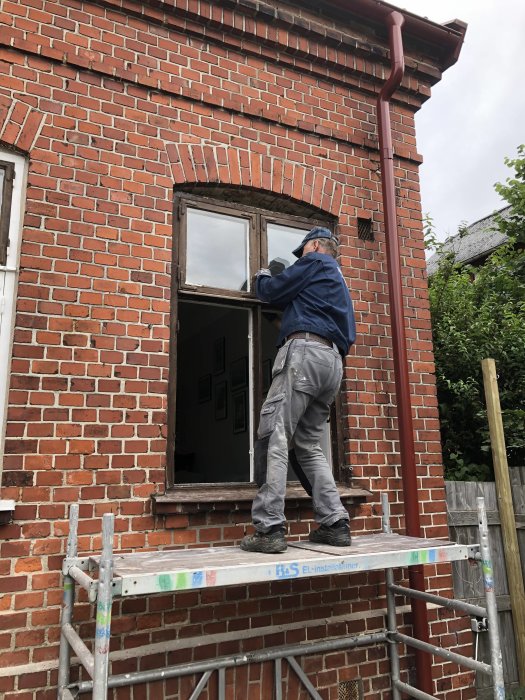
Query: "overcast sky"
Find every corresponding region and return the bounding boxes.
[395,0,525,243]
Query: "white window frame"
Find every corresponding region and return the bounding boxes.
[0,151,27,461]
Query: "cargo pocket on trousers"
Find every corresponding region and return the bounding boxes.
[254,437,270,487]
[257,392,285,439]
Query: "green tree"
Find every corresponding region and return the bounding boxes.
[428,146,525,480]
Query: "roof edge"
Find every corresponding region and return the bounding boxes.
[320,0,467,70]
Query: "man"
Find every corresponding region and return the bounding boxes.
[240,226,356,553]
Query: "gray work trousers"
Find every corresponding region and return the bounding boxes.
[252,338,349,532]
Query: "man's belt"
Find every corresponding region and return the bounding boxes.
[283,331,333,348]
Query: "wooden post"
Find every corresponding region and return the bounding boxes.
[482,358,525,684]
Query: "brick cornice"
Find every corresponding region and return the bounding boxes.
[135,0,444,89]
[101,0,441,102]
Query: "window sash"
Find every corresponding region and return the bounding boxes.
[177,197,258,299]
[0,161,15,267]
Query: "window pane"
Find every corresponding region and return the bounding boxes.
[186,208,249,291]
[267,223,307,275]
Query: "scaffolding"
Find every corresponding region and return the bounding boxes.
[57,495,504,700]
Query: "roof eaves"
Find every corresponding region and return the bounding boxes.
[313,0,467,70]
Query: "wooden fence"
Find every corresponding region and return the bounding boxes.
[445,467,525,697]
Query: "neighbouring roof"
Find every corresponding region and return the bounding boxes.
[427,206,512,275]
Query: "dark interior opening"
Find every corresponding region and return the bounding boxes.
[174,301,332,485]
[175,301,251,484]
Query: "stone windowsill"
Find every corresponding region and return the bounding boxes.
[152,484,370,515]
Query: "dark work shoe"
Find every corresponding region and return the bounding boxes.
[240,525,287,553]
[309,519,351,547]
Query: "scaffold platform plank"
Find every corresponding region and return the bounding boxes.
[90,533,472,597]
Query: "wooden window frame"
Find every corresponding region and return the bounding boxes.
[166,191,346,489]
[177,197,258,300]
[0,160,15,267]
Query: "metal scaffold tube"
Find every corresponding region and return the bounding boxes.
[286,656,323,700]
[61,623,94,678]
[382,494,401,700]
[67,566,98,602]
[274,658,282,700]
[477,497,505,700]
[393,679,437,700]
[76,632,388,693]
[392,631,492,674]
[57,503,79,700]
[187,671,212,700]
[388,584,487,618]
[92,513,114,699]
[218,666,226,700]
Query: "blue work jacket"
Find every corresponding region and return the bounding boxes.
[256,252,356,356]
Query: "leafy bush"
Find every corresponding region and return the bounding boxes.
[507,687,525,700]
[428,146,525,480]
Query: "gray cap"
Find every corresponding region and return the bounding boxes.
[292,226,335,258]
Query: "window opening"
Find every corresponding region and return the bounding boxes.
[0,152,26,462]
[0,161,15,266]
[170,194,339,487]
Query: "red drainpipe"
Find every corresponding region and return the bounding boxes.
[376,11,433,696]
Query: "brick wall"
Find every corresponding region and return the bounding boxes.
[0,0,474,697]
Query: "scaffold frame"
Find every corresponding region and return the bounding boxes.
[57,495,504,700]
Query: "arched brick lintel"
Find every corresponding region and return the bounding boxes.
[166,143,343,218]
[0,97,46,154]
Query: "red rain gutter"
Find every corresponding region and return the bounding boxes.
[324,0,467,71]
[376,11,433,696]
